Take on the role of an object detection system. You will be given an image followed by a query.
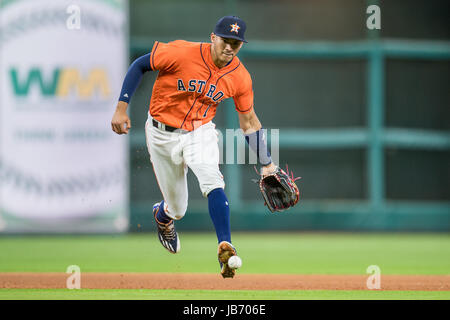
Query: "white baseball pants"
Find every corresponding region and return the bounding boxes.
[145,114,225,220]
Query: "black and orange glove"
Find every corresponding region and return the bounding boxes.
[256,165,301,213]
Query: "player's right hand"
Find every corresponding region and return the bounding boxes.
[111,101,131,135]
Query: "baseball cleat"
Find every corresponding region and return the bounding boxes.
[153,202,180,254]
[218,241,239,278]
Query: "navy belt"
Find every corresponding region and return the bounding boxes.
[152,119,178,132]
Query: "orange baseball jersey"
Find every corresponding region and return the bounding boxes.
[148,40,254,131]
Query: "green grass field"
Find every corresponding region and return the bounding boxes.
[0,232,449,300]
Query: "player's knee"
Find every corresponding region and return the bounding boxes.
[201,181,225,198]
[191,165,225,198]
[166,202,187,220]
[206,187,226,198]
[170,210,186,220]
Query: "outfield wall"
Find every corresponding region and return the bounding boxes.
[127,0,449,232]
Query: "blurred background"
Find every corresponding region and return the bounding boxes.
[0,0,449,234]
[129,0,450,232]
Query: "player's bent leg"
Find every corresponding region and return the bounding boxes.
[146,119,188,254]
[184,122,241,277]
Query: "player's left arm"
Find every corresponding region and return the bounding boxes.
[238,109,277,176]
[233,67,276,175]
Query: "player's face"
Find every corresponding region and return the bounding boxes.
[210,33,243,68]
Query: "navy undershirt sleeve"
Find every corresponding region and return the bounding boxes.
[245,129,272,166]
[118,53,152,103]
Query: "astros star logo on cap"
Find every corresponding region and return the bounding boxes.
[230,23,240,33]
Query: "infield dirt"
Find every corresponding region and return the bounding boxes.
[1,273,449,291]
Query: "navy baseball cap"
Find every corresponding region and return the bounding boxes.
[214,15,247,43]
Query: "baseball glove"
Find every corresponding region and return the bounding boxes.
[254,165,301,213]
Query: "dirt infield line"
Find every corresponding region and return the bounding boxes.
[1,273,449,291]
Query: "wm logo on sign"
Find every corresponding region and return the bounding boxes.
[10,68,111,99]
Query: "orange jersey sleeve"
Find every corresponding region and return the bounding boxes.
[150,40,187,72]
[232,66,254,114]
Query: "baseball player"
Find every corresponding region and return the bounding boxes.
[111,16,277,278]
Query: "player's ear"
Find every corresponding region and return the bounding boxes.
[210,33,216,43]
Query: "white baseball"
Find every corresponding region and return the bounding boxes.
[228,255,242,269]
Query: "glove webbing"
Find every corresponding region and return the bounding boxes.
[259,166,300,213]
